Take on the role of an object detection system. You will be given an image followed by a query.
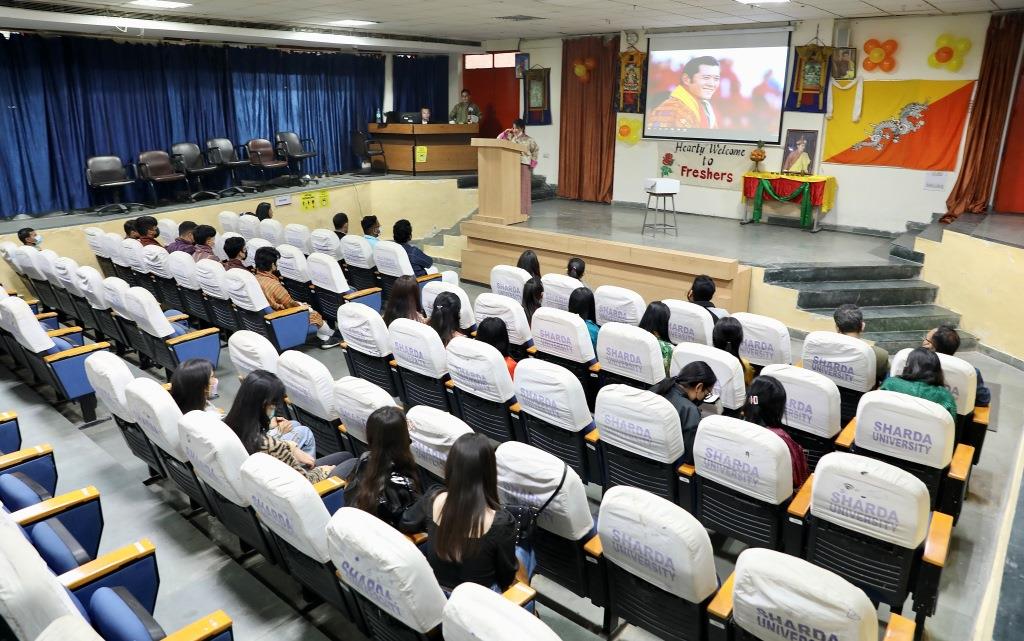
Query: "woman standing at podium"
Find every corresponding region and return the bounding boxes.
[498,118,539,217]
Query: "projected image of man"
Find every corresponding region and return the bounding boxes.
[649,56,721,130]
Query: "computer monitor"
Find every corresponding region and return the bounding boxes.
[400,112,421,123]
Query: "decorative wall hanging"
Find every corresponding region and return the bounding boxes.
[863,39,898,73]
[785,44,834,113]
[616,48,647,113]
[523,67,552,126]
[928,34,972,72]
[826,77,864,122]
[617,116,642,145]
[572,57,597,83]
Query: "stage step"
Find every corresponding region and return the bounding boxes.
[456,173,556,201]
[763,263,921,283]
[422,234,466,264]
[772,279,938,308]
[861,329,978,354]
[803,304,961,333]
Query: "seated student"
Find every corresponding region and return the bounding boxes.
[166,221,197,255]
[567,256,586,282]
[17,227,40,247]
[381,275,425,326]
[712,317,755,386]
[135,216,162,247]
[336,406,423,528]
[880,347,957,419]
[400,433,520,593]
[429,291,465,346]
[222,237,248,271]
[169,358,220,415]
[124,219,139,239]
[224,370,352,482]
[361,215,381,248]
[639,301,674,375]
[650,361,717,466]
[333,212,349,240]
[522,277,543,325]
[393,219,433,277]
[190,225,217,263]
[476,317,517,378]
[687,274,724,321]
[925,325,991,407]
[833,303,889,386]
[742,376,809,489]
[567,287,599,349]
[516,250,541,280]
[253,246,339,348]
[255,202,273,220]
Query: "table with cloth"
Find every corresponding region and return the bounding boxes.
[740,172,838,232]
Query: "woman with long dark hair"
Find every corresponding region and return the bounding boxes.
[475,316,516,377]
[223,370,351,482]
[516,250,541,280]
[742,376,809,488]
[341,406,422,527]
[567,257,585,281]
[428,291,464,346]
[255,202,273,220]
[169,358,218,415]
[639,301,673,374]
[880,347,957,418]
[400,433,518,592]
[650,361,717,465]
[382,275,425,326]
[522,278,543,325]
[568,287,599,349]
[712,317,755,386]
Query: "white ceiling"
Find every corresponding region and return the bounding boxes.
[7,0,1023,42]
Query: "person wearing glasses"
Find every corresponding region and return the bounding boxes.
[649,361,718,466]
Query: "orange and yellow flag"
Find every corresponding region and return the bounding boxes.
[824,80,975,170]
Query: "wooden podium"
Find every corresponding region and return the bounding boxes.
[472,138,529,225]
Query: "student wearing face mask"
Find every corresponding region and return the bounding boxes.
[649,361,718,466]
[224,370,350,480]
[17,227,41,247]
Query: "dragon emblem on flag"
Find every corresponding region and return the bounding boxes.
[852,102,929,151]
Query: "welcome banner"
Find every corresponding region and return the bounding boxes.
[657,141,754,190]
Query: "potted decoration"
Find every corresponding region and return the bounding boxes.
[749,141,767,172]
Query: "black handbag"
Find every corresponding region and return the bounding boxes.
[506,464,568,547]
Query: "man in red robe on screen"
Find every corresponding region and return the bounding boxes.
[648,56,721,130]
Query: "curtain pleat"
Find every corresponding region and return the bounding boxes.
[393,55,450,118]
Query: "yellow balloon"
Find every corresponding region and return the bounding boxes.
[936,33,954,47]
[573,64,586,78]
[869,47,886,63]
[955,38,972,54]
[927,53,941,68]
[947,57,963,72]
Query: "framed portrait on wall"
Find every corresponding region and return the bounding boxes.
[515,53,530,79]
[831,47,857,80]
[781,129,818,174]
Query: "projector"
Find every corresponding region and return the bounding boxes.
[644,178,680,194]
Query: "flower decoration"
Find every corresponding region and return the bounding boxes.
[862,38,898,73]
[616,117,642,145]
[572,57,597,83]
[660,152,674,176]
[928,34,971,72]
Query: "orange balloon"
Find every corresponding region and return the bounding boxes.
[579,74,591,84]
[879,57,895,72]
[882,39,898,54]
[584,57,596,70]
[935,46,953,63]
[863,58,878,71]
[619,124,630,137]
[864,38,881,53]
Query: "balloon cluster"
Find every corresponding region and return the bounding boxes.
[863,38,898,72]
[928,34,971,72]
[616,117,641,145]
[572,57,597,83]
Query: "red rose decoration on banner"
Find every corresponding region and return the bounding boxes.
[662,153,674,166]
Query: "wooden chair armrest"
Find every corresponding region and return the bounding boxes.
[59,538,156,589]
[162,382,172,391]
[43,342,110,363]
[973,405,989,427]
[165,313,189,323]
[339,341,348,349]
[388,359,398,367]
[406,532,428,546]
[12,486,99,526]
[416,273,442,283]
[0,411,18,422]
[6,288,17,296]
[787,473,814,517]
[835,417,857,448]
[707,572,735,620]
[47,326,83,338]
[583,534,602,558]
[948,444,975,482]
[161,611,233,641]
[313,477,346,496]
[264,307,307,320]
[923,511,954,567]
[584,429,600,444]
[344,287,383,300]
[35,311,58,320]
[445,379,455,389]
[883,614,916,641]
[166,327,219,346]
[337,422,348,434]
[501,581,536,607]
[526,346,537,355]
[0,443,52,469]
[508,402,521,413]
[589,362,602,373]
[25,298,39,306]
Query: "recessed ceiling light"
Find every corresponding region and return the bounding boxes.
[128,0,192,7]
[328,19,378,27]
[734,0,790,3]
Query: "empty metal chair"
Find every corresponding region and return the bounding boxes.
[124,286,220,374]
[275,131,318,178]
[595,322,665,389]
[333,376,399,455]
[529,307,599,406]
[227,330,279,380]
[243,238,272,269]
[226,268,312,351]
[143,245,185,311]
[310,228,344,260]
[285,223,312,254]
[406,404,472,483]
[390,318,451,411]
[337,302,399,395]
[443,583,560,641]
[136,150,187,204]
[422,281,476,331]
[276,244,314,305]
[308,252,383,323]
[541,273,584,311]
[196,259,239,332]
[169,252,213,324]
[671,342,747,415]
[237,214,261,241]
[733,311,792,368]
[663,299,715,346]
[446,336,518,442]
[473,293,533,360]
[260,218,285,246]
[340,235,378,290]
[218,210,240,234]
[170,142,220,199]
[206,138,254,195]
[489,265,531,302]
[594,285,645,326]
[802,331,877,425]
[0,412,20,454]
[157,218,178,246]
[761,363,842,470]
[374,240,441,301]
[85,155,145,213]
[246,138,289,182]
[278,350,345,456]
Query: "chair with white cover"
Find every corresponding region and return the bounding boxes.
[239,453,355,618]
[157,218,177,246]
[595,322,665,390]
[594,285,645,326]
[732,311,792,368]
[178,409,280,563]
[196,259,239,332]
[225,269,310,351]
[284,223,312,254]
[227,330,278,380]
[125,377,212,513]
[218,210,240,234]
[670,342,747,414]
[276,244,315,306]
[278,350,345,456]
[373,240,441,301]
[308,252,383,323]
[489,265,531,303]
[663,299,715,346]
[260,218,285,246]
[311,228,344,260]
[496,441,599,611]
[529,307,599,406]
[32,249,74,316]
[124,286,220,373]
[55,257,98,335]
[325,507,448,640]
[340,235,378,291]
[709,547,916,641]
[802,330,877,424]
[337,302,399,395]
[838,390,970,521]
[591,384,687,504]
[1,241,36,298]
[761,363,842,470]
[13,246,54,309]
[589,485,720,641]
[213,231,240,262]
[785,452,951,638]
[120,238,159,300]
[443,583,560,641]
[540,273,584,311]
[77,265,127,349]
[446,337,518,442]
[143,245,185,311]
[406,405,472,482]
[473,293,533,360]
[169,251,214,324]
[106,233,137,285]
[421,281,476,331]
[389,318,451,411]
[689,415,805,549]
[102,276,148,359]
[86,227,116,278]
[333,376,399,455]
[242,238,271,269]
[237,213,260,241]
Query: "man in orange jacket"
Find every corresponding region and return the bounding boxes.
[648,56,721,131]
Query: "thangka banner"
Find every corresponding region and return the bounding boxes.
[824,80,974,170]
[657,141,754,190]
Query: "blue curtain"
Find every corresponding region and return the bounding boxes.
[0,33,384,218]
[393,55,449,119]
